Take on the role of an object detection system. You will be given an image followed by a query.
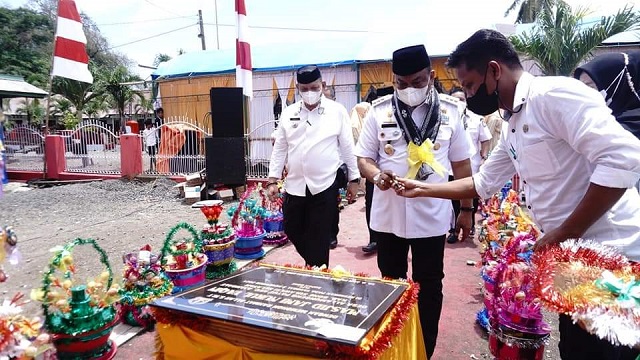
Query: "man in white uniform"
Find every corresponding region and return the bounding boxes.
[267,65,359,267]
[355,45,474,359]
[396,29,640,360]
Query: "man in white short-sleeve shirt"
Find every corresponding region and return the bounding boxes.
[355,44,474,359]
[397,29,640,360]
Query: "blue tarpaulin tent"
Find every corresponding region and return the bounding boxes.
[151,32,458,79]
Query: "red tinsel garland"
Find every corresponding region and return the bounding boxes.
[152,263,420,359]
[275,263,421,360]
[117,303,154,329]
[532,239,630,315]
[150,307,209,332]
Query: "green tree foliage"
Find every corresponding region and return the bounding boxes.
[61,111,79,129]
[0,7,52,87]
[153,53,172,67]
[510,2,640,76]
[104,66,143,131]
[16,98,45,125]
[505,0,555,24]
[49,97,74,117]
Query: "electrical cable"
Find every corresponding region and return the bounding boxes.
[97,16,196,26]
[107,23,198,50]
[202,22,379,33]
[143,0,194,19]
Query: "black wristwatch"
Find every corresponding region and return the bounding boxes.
[349,178,361,184]
[460,207,474,212]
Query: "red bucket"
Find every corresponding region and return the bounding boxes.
[489,333,546,360]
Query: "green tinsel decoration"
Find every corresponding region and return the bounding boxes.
[159,222,203,266]
[118,272,174,307]
[206,262,237,280]
[38,238,117,336]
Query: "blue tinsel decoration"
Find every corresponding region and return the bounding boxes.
[476,307,490,332]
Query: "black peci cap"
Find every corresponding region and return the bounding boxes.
[392,45,431,76]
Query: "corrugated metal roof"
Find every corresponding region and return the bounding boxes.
[0,74,48,99]
[601,30,640,44]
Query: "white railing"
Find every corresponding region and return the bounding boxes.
[140,116,209,176]
[60,120,121,175]
[3,125,45,172]
[245,120,276,179]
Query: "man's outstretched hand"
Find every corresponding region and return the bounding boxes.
[393,177,425,198]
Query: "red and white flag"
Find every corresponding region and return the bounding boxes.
[235,0,252,98]
[51,0,93,84]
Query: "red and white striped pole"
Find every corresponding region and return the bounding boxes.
[235,0,252,98]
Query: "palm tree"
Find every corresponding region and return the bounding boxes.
[49,97,75,117]
[505,0,555,24]
[16,98,45,125]
[103,66,143,132]
[510,2,640,76]
[134,97,153,117]
[51,66,106,122]
[153,53,172,67]
[83,96,110,120]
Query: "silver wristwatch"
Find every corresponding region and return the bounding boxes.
[373,172,382,185]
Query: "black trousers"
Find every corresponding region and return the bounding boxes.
[147,145,157,168]
[364,180,378,245]
[331,191,340,241]
[559,315,639,360]
[376,232,446,359]
[283,180,339,267]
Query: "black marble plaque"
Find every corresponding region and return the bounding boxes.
[151,264,408,346]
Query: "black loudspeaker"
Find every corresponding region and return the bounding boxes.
[210,87,245,138]
[205,136,246,185]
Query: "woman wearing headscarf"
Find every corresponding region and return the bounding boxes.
[574,51,640,139]
[575,51,640,191]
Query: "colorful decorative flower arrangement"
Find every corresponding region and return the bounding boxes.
[196,200,237,280]
[485,233,550,358]
[118,245,173,328]
[262,183,288,246]
[160,222,208,294]
[533,239,640,348]
[0,227,53,359]
[477,189,540,331]
[31,238,120,359]
[227,187,268,260]
[477,188,550,359]
[227,186,268,239]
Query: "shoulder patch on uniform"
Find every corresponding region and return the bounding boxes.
[372,94,393,107]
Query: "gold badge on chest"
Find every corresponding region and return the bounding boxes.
[384,143,395,155]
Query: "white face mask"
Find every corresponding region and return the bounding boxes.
[300,90,322,106]
[396,85,429,107]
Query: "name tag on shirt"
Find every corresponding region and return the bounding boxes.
[378,123,403,142]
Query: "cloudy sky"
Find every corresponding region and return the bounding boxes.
[2,0,636,80]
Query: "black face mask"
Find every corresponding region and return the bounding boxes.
[466,67,499,116]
